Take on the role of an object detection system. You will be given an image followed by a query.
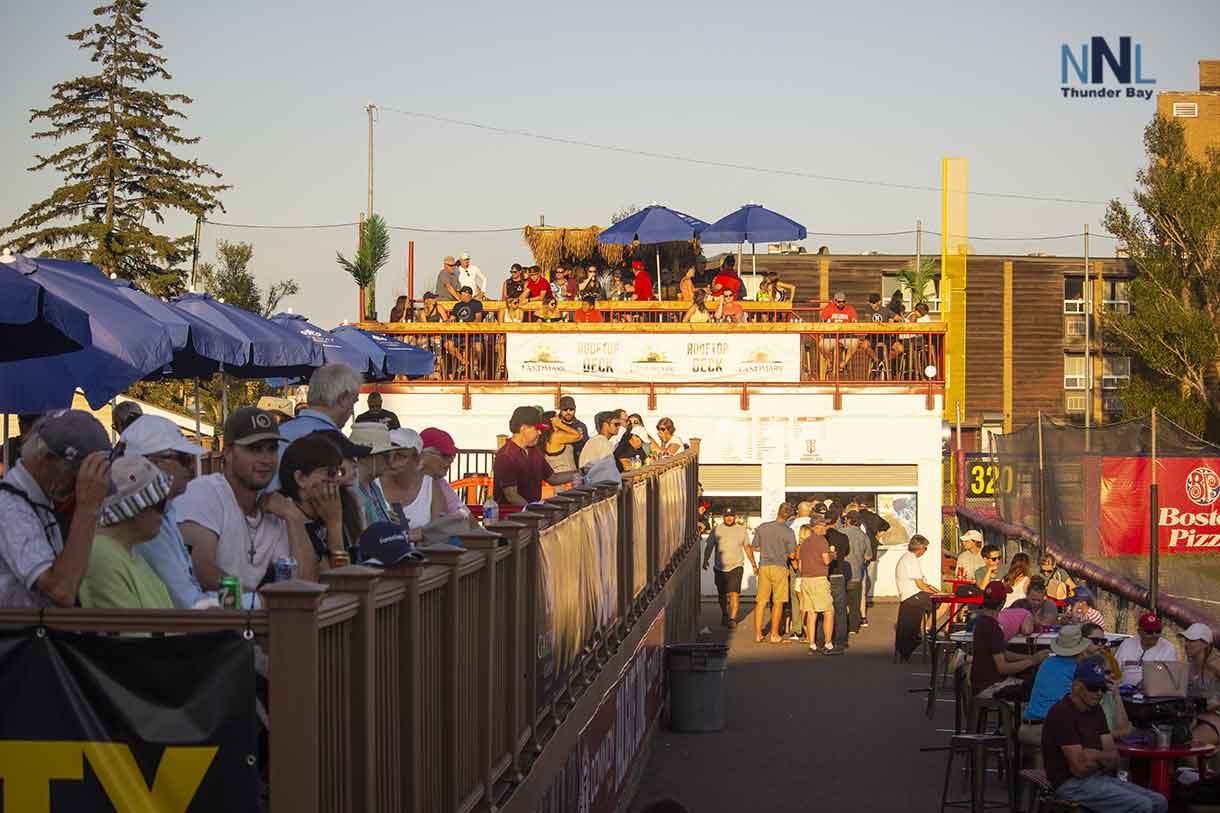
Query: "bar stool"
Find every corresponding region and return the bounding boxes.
[1018,769,1079,812]
[939,732,1013,812]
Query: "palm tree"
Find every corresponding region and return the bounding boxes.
[336,214,390,320]
[896,257,938,308]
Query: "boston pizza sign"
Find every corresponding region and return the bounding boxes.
[1100,457,1220,555]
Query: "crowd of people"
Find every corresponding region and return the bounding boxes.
[701,497,890,655]
[0,364,691,614]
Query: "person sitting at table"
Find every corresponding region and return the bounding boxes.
[1065,585,1106,628]
[893,534,945,661]
[1041,657,1167,813]
[1115,612,1181,689]
[1020,624,1109,762]
[1002,552,1033,607]
[1039,552,1076,601]
[1182,623,1220,748]
[997,604,1035,642]
[1010,576,1060,627]
[975,543,1004,589]
[971,581,1050,699]
[956,529,986,579]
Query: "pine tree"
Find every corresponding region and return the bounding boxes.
[1,0,228,296]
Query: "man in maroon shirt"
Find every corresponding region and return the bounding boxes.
[493,406,581,506]
[972,580,1048,698]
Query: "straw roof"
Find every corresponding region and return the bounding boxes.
[522,226,700,274]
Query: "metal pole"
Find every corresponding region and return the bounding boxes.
[1149,408,1159,612]
[220,364,228,436]
[191,216,203,291]
[366,103,376,319]
[1037,411,1047,559]
[407,239,415,305]
[193,379,203,477]
[751,241,756,286]
[955,399,962,450]
[915,219,922,309]
[1084,225,1091,445]
[2,413,9,472]
[109,397,118,443]
[655,252,661,303]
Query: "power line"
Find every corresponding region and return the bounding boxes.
[204,219,521,234]
[375,106,1112,207]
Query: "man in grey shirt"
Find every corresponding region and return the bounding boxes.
[843,510,871,634]
[434,256,462,299]
[703,507,750,628]
[748,503,797,643]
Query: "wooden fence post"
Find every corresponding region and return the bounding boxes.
[383,558,428,813]
[485,519,530,785]
[319,565,381,813]
[420,543,467,812]
[262,580,329,813]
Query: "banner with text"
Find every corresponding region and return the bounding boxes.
[0,628,258,812]
[506,333,802,382]
[1100,456,1220,555]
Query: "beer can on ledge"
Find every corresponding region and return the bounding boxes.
[331,549,351,568]
[274,557,299,582]
[219,576,243,609]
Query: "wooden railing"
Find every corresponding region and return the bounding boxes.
[0,444,703,813]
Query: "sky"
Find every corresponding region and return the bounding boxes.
[3,1,1218,328]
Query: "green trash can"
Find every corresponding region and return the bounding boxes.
[666,643,729,732]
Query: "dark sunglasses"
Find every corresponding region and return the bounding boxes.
[986,555,1001,561]
[1083,684,1106,693]
[1088,637,1107,645]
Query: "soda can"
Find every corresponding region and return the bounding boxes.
[219,576,243,610]
[274,557,298,582]
[331,549,351,568]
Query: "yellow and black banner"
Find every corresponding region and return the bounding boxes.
[0,628,257,812]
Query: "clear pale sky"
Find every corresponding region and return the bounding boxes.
[3,1,1217,327]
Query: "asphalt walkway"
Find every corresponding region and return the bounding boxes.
[631,599,971,812]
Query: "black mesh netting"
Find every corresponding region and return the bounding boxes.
[994,414,1220,610]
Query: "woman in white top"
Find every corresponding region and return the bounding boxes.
[376,428,447,532]
[683,290,712,323]
[1002,552,1032,608]
[655,417,686,457]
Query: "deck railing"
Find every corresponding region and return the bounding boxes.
[0,444,703,813]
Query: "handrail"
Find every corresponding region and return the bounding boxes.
[955,504,1220,638]
[364,320,947,334]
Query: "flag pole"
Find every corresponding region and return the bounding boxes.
[1149,408,1159,613]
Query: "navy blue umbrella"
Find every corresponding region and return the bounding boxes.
[597,205,708,300]
[172,293,324,379]
[0,251,93,362]
[699,203,807,245]
[269,312,382,378]
[0,255,175,411]
[331,325,436,379]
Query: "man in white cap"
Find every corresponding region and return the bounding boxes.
[0,410,111,608]
[80,455,175,609]
[956,529,986,580]
[457,252,486,300]
[120,415,214,609]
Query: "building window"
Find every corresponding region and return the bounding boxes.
[1172,102,1199,118]
[1064,277,1086,314]
[1102,356,1131,389]
[1065,392,1087,414]
[1103,394,1124,414]
[1101,279,1130,313]
[1064,354,1087,390]
[881,275,941,314]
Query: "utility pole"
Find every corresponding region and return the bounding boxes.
[915,218,922,306]
[365,103,376,318]
[1083,224,1091,444]
[191,215,202,291]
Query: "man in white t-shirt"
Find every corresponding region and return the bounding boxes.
[458,253,487,300]
[1115,612,1181,688]
[177,407,318,592]
[578,411,619,469]
[894,534,943,660]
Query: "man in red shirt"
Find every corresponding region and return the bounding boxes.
[711,259,742,300]
[573,296,605,323]
[631,260,653,301]
[492,406,581,506]
[817,291,861,372]
[525,266,551,301]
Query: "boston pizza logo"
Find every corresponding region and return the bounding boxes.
[1185,466,1220,507]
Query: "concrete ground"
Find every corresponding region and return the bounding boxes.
[631,599,984,812]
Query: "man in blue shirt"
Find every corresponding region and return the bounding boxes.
[271,363,363,490]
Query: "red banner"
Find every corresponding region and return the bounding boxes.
[577,609,666,813]
[1100,457,1220,555]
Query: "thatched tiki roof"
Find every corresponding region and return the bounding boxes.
[522,226,702,276]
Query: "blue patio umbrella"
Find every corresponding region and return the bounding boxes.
[0,255,175,412]
[0,251,93,362]
[172,293,324,380]
[331,325,436,379]
[597,204,708,300]
[269,312,383,378]
[699,203,808,287]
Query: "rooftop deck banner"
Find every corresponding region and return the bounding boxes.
[1099,456,1220,555]
[505,333,802,382]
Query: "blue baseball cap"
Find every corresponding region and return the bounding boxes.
[358,522,424,567]
[1070,585,1095,605]
[1074,656,1109,689]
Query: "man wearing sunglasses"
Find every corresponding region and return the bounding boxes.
[120,415,214,609]
[1042,658,1167,812]
[1021,624,1110,758]
[0,410,111,608]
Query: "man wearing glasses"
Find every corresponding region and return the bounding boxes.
[120,415,216,609]
[177,407,318,593]
[0,410,111,607]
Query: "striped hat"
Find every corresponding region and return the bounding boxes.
[99,455,172,527]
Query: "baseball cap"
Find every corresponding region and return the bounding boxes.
[460,252,470,260]
[419,427,459,456]
[389,428,422,453]
[459,285,473,295]
[256,395,295,420]
[224,407,284,446]
[37,409,111,464]
[423,291,438,301]
[1070,585,1095,605]
[99,455,172,527]
[1181,623,1215,644]
[722,506,736,516]
[358,522,425,566]
[120,415,205,458]
[1051,624,1091,657]
[1073,656,1110,689]
[509,405,543,433]
[559,395,576,410]
[349,422,394,455]
[112,400,143,428]
[1138,612,1163,633]
[443,255,456,267]
[961,529,984,544]
[833,291,847,303]
[313,429,372,460]
[631,260,644,270]
[982,580,1011,609]
[629,426,650,442]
